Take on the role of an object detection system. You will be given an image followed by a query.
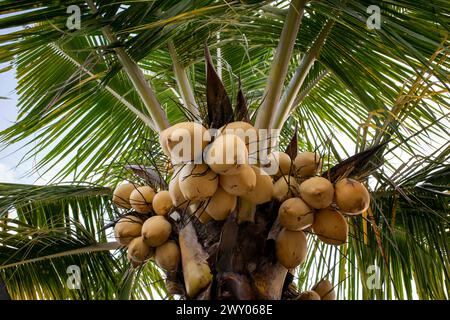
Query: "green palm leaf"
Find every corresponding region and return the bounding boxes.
[0,0,448,300]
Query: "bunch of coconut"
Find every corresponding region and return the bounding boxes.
[298,279,336,300]
[159,121,275,223]
[112,183,180,271]
[271,151,371,270]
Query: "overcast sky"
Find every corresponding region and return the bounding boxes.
[0,20,68,185]
[0,65,68,185]
[0,22,36,184]
[0,65,34,184]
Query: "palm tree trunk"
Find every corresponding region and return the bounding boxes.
[177,201,294,300]
[86,0,170,131]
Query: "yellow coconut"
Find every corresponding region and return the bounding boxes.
[298,290,321,300]
[179,164,218,202]
[312,208,348,245]
[312,279,336,300]
[127,252,145,268]
[268,152,292,177]
[294,152,322,177]
[219,121,259,148]
[299,177,334,209]
[243,166,274,205]
[112,183,137,209]
[168,171,189,209]
[219,164,256,196]
[114,215,143,246]
[129,186,155,213]
[275,228,308,269]
[155,240,181,271]
[141,216,172,247]
[127,236,153,263]
[278,197,314,231]
[334,178,370,215]
[205,134,249,175]
[159,122,211,163]
[152,190,173,216]
[273,175,300,202]
[158,127,172,157]
[205,187,237,221]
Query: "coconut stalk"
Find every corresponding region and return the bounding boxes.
[237,198,256,223]
[167,41,200,120]
[272,19,334,129]
[179,221,213,298]
[86,0,169,132]
[254,0,307,129]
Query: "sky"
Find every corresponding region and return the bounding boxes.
[0,21,67,186]
[0,66,63,185]
[0,22,38,185]
[0,65,34,184]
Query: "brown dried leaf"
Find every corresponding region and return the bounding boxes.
[205,45,233,128]
[285,125,298,160]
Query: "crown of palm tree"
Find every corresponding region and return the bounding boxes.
[0,0,448,300]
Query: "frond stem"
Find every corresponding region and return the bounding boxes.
[254,0,307,129]
[272,19,334,129]
[167,41,200,120]
[86,0,170,132]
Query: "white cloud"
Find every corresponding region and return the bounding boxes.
[0,163,16,183]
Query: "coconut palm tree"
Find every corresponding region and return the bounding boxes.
[0,0,448,300]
